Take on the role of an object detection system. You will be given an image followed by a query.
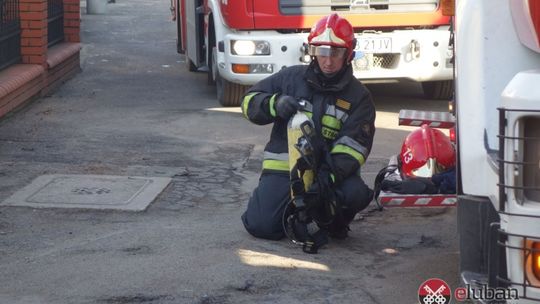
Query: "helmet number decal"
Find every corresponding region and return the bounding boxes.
[402,147,413,164]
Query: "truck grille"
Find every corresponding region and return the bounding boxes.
[497,109,540,208]
[353,53,399,70]
[279,0,439,15]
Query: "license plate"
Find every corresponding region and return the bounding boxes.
[357,37,392,53]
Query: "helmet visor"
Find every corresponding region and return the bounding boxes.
[308,45,347,58]
[410,158,447,178]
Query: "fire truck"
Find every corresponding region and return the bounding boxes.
[171,0,455,106]
[455,0,540,301]
[380,0,540,302]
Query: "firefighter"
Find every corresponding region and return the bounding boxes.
[241,13,376,241]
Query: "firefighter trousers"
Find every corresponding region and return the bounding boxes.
[241,172,373,240]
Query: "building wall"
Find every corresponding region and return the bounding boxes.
[0,0,81,119]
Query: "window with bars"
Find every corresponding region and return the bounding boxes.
[0,0,21,70]
[48,0,64,47]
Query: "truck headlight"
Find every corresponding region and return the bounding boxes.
[526,240,540,283]
[533,242,540,281]
[231,40,271,56]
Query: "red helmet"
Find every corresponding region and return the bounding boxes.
[400,124,456,178]
[307,13,356,62]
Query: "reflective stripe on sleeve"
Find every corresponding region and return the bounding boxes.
[262,159,289,171]
[264,151,289,161]
[242,93,258,119]
[333,136,369,157]
[269,94,278,117]
[331,144,366,165]
[262,151,289,171]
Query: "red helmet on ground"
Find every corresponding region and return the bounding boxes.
[307,13,356,62]
[400,124,456,178]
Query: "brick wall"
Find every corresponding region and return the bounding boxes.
[64,0,81,43]
[19,0,48,66]
[0,0,81,119]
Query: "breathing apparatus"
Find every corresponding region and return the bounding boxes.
[283,101,338,254]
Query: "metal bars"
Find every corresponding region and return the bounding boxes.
[0,0,21,70]
[47,0,64,47]
[496,108,540,300]
[497,108,540,210]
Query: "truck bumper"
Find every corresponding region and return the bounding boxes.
[217,27,453,86]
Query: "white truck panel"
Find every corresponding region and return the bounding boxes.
[455,0,540,197]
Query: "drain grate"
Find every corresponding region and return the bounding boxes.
[2,174,171,211]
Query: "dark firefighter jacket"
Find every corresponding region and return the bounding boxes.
[241,61,376,181]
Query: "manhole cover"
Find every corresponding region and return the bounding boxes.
[2,174,171,211]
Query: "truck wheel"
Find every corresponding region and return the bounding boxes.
[208,46,217,85]
[216,72,247,107]
[457,196,506,287]
[186,57,197,72]
[422,80,454,100]
[207,17,216,85]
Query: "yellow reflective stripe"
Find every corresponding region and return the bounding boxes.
[331,144,366,165]
[242,93,258,119]
[322,115,341,130]
[269,94,278,117]
[262,159,289,171]
[264,151,289,161]
[305,111,313,119]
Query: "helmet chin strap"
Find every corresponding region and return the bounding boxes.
[314,57,348,80]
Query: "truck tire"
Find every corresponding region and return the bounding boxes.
[216,72,247,107]
[208,46,217,85]
[186,57,197,72]
[457,195,504,285]
[207,17,216,85]
[422,80,454,100]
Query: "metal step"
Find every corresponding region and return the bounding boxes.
[399,109,455,128]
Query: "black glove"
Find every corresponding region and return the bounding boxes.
[275,95,300,120]
[331,154,360,184]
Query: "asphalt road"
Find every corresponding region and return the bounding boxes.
[0,1,458,303]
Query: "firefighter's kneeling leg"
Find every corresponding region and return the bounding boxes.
[337,175,374,224]
[241,173,290,240]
